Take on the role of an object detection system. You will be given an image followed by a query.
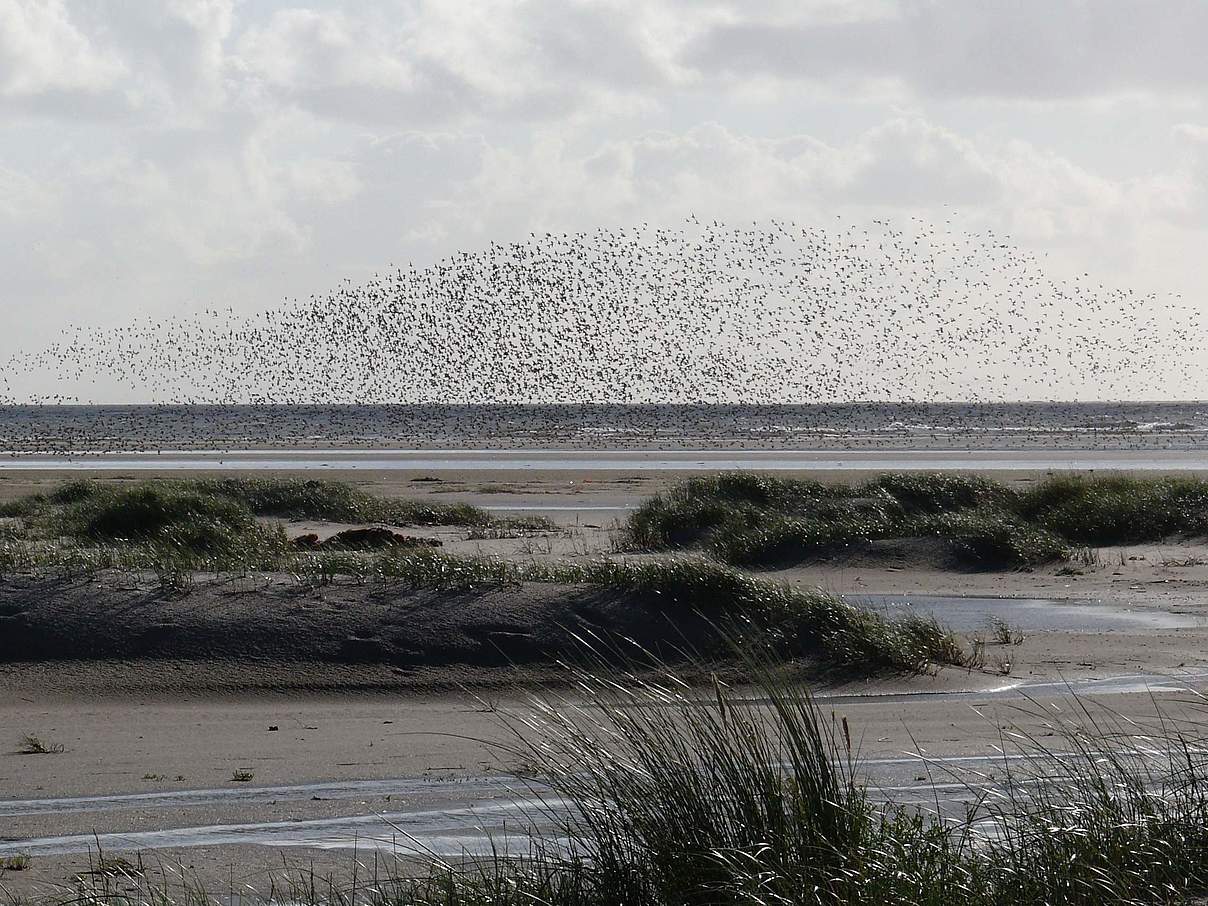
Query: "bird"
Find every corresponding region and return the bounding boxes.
[0,216,1204,456]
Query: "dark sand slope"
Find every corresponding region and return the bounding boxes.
[0,575,750,686]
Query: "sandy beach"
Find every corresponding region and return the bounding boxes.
[4,461,1208,897]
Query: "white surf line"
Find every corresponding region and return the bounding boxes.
[3,447,1206,457]
[4,447,1187,456]
[9,455,1208,471]
[0,799,568,858]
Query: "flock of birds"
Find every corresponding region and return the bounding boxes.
[2,217,1205,410]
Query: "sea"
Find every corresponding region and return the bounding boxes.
[3,403,1208,454]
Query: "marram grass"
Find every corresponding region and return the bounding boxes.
[627,471,1208,569]
[21,652,1208,906]
[0,536,967,676]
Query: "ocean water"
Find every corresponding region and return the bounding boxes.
[2,402,1208,453]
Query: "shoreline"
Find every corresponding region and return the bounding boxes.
[9,447,1208,472]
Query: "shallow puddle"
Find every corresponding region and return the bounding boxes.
[848,593,1201,631]
[0,777,528,820]
[0,800,565,858]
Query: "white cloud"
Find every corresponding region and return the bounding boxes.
[685,0,1208,102]
[0,0,126,101]
[430,118,1118,248]
[86,0,235,116]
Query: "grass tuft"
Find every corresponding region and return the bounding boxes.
[18,734,64,755]
[0,854,30,872]
[194,476,494,526]
[1018,474,1208,544]
[627,471,1208,569]
[466,650,1208,906]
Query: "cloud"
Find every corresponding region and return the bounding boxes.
[82,0,235,116]
[233,8,483,124]
[230,1,672,126]
[441,118,1104,240]
[0,0,127,111]
[684,0,1208,102]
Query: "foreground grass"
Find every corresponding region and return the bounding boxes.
[25,656,1208,906]
[627,472,1208,569]
[493,658,1208,905]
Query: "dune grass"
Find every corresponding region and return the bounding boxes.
[0,477,539,564]
[470,657,1208,905]
[44,476,496,527]
[32,654,1208,905]
[305,550,967,672]
[627,472,1208,569]
[0,528,968,675]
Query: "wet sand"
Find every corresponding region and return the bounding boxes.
[4,678,1207,896]
[5,463,1208,896]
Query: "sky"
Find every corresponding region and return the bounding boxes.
[3,0,1208,399]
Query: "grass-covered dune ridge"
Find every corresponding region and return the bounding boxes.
[0,546,967,675]
[627,472,1208,568]
[20,476,494,527]
[0,475,975,674]
[0,477,531,563]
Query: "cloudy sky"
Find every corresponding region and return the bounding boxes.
[4,0,1208,383]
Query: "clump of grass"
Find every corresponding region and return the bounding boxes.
[194,476,495,527]
[912,509,1069,568]
[154,562,196,596]
[0,855,30,872]
[272,547,971,674]
[626,473,830,550]
[476,652,1208,906]
[65,484,258,551]
[1018,474,1208,544]
[515,661,877,903]
[629,472,1208,569]
[5,478,541,559]
[708,508,898,566]
[19,734,64,755]
[990,617,1024,646]
[230,768,255,782]
[0,477,542,572]
[0,496,45,518]
[47,479,101,504]
[365,551,969,673]
[861,472,1014,514]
